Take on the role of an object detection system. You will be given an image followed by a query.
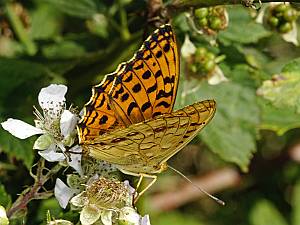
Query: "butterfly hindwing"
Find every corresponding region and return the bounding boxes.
[83,100,216,174]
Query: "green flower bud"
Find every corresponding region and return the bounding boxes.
[283,8,298,22]
[279,22,293,33]
[274,4,288,14]
[268,16,279,27]
[204,60,216,72]
[206,52,216,61]
[195,47,207,59]
[194,8,209,19]
[209,16,223,30]
[198,17,208,27]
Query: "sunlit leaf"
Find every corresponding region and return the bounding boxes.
[219,7,271,44]
[249,199,288,225]
[259,98,300,135]
[257,58,300,113]
[177,80,259,171]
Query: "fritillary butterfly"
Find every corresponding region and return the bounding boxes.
[77,24,216,199]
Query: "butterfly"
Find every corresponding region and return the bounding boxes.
[77,24,216,199]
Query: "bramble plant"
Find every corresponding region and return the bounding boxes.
[1,1,300,225]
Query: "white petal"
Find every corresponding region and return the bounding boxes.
[67,145,83,175]
[1,118,44,139]
[124,180,135,196]
[101,210,113,225]
[0,205,8,225]
[208,66,228,85]
[80,204,101,225]
[54,178,76,209]
[48,219,73,225]
[60,110,78,138]
[124,180,135,205]
[282,22,299,46]
[70,192,88,207]
[38,84,67,110]
[141,215,151,225]
[255,5,266,24]
[119,207,141,225]
[38,145,65,162]
[181,35,196,58]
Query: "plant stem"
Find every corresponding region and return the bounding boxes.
[167,0,299,13]
[6,160,61,219]
[5,3,37,55]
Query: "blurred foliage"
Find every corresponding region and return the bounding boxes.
[0,0,300,224]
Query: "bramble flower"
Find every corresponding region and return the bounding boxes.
[70,177,150,225]
[1,84,82,175]
[181,35,228,85]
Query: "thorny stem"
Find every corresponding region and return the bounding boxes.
[166,0,300,14]
[6,159,62,219]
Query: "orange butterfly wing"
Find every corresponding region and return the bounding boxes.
[77,24,179,142]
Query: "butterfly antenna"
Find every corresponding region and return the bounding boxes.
[167,165,225,206]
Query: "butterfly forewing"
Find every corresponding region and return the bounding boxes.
[77,24,179,143]
[83,100,216,174]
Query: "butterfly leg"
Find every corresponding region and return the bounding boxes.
[134,174,157,204]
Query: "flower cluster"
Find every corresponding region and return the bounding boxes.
[1,84,151,225]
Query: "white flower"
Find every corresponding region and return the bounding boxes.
[181,35,196,59]
[282,21,299,46]
[70,178,148,225]
[0,205,9,225]
[1,84,82,174]
[208,66,229,85]
[54,178,77,209]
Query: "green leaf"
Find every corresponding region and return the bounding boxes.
[0,59,51,102]
[282,57,300,73]
[292,179,300,225]
[45,0,101,18]
[0,183,11,208]
[177,80,259,171]
[42,41,86,59]
[249,199,288,225]
[30,3,63,40]
[218,7,271,44]
[259,98,300,135]
[257,58,300,113]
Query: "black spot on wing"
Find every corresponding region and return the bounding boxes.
[156,50,162,58]
[132,83,142,93]
[121,93,129,102]
[155,70,162,78]
[127,102,138,116]
[142,70,151,79]
[156,101,171,108]
[141,102,151,112]
[147,83,157,94]
[163,43,170,52]
[99,115,108,125]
